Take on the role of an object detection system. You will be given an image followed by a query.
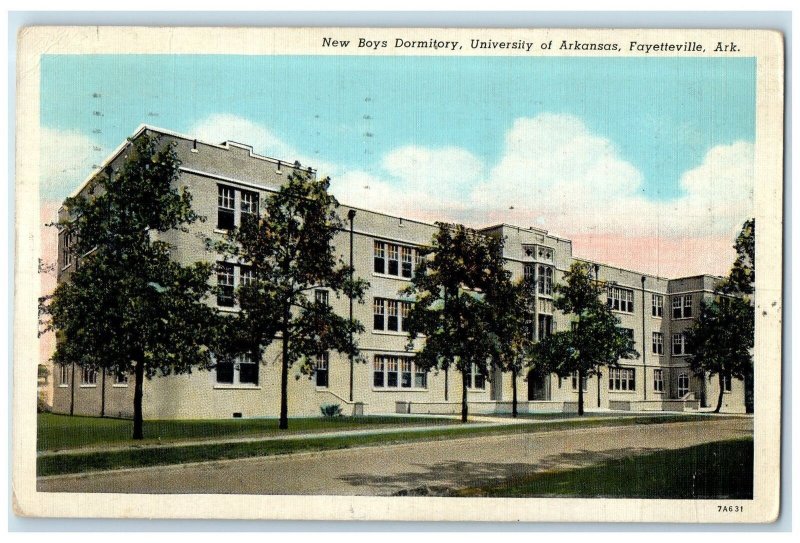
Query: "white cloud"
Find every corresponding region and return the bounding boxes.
[382,145,484,199]
[190,114,297,160]
[40,127,101,200]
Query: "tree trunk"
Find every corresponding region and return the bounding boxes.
[132,358,145,440]
[279,304,290,430]
[461,371,468,423]
[715,373,725,413]
[577,368,585,416]
[511,367,518,418]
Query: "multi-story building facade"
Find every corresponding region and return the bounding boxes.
[50,126,748,418]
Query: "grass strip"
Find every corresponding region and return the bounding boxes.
[39,414,710,477]
[456,438,754,499]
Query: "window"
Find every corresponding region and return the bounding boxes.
[216,354,258,386]
[315,353,329,388]
[373,357,385,387]
[387,244,399,276]
[672,333,688,356]
[240,189,259,221]
[59,364,70,386]
[216,263,235,307]
[677,372,690,397]
[652,332,664,355]
[114,372,129,385]
[315,289,329,306]
[672,295,693,319]
[652,294,664,317]
[467,364,486,390]
[571,371,588,392]
[609,367,636,391]
[387,300,399,331]
[401,246,413,278]
[524,264,534,282]
[62,230,76,268]
[538,265,553,296]
[373,298,385,330]
[607,286,634,313]
[240,266,255,287]
[538,314,553,341]
[81,367,98,386]
[217,185,258,230]
[373,355,426,389]
[653,369,664,393]
[400,301,411,333]
[373,298,411,332]
[374,240,417,278]
[217,185,235,230]
[373,241,385,274]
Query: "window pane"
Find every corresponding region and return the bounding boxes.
[373,241,385,274]
[239,362,259,385]
[216,362,234,384]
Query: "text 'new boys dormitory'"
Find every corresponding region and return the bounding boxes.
[50,125,748,419]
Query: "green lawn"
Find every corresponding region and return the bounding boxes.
[457,438,754,499]
[37,413,708,477]
[37,413,457,451]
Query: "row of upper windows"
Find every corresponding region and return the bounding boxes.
[58,364,128,386]
[373,241,422,279]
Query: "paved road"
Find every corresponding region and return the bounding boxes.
[38,417,752,496]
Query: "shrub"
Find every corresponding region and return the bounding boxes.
[320,403,343,417]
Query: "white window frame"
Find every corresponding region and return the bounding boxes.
[59,364,70,387]
[81,367,98,387]
[373,298,410,333]
[373,355,427,390]
[672,294,694,319]
[652,332,664,355]
[315,352,329,388]
[607,286,634,313]
[571,371,588,392]
[215,353,259,387]
[467,363,487,390]
[61,229,76,269]
[652,294,664,317]
[653,368,664,393]
[373,240,417,280]
[373,241,386,274]
[113,372,129,387]
[608,367,636,391]
[217,184,258,230]
[315,289,329,306]
[672,333,688,356]
[677,372,690,397]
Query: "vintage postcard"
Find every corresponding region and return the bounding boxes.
[13,26,783,522]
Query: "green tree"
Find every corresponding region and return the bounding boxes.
[404,223,507,423]
[532,262,638,416]
[686,218,755,413]
[216,171,368,430]
[42,134,219,439]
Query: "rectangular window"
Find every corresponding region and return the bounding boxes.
[217,263,235,307]
[672,333,687,356]
[538,265,553,296]
[469,364,486,390]
[386,357,399,387]
[315,289,329,306]
[114,372,128,385]
[652,294,664,317]
[373,241,386,274]
[62,230,75,268]
[240,266,255,287]
[401,246,413,278]
[386,300,399,331]
[609,367,636,391]
[524,264,534,282]
[607,287,634,313]
[654,369,664,393]
[538,314,553,340]
[373,357,385,387]
[571,371,588,392]
[673,295,693,319]
[400,301,411,333]
[81,367,97,386]
[387,244,399,276]
[216,354,258,385]
[373,298,385,330]
[59,364,70,386]
[217,185,236,230]
[652,332,664,355]
[240,189,259,220]
[401,358,412,388]
[415,364,428,388]
[315,352,329,388]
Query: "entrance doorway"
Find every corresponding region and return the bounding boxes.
[527,369,550,401]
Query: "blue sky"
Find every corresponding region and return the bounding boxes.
[39,54,757,276]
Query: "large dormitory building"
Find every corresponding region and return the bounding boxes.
[49,126,748,418]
